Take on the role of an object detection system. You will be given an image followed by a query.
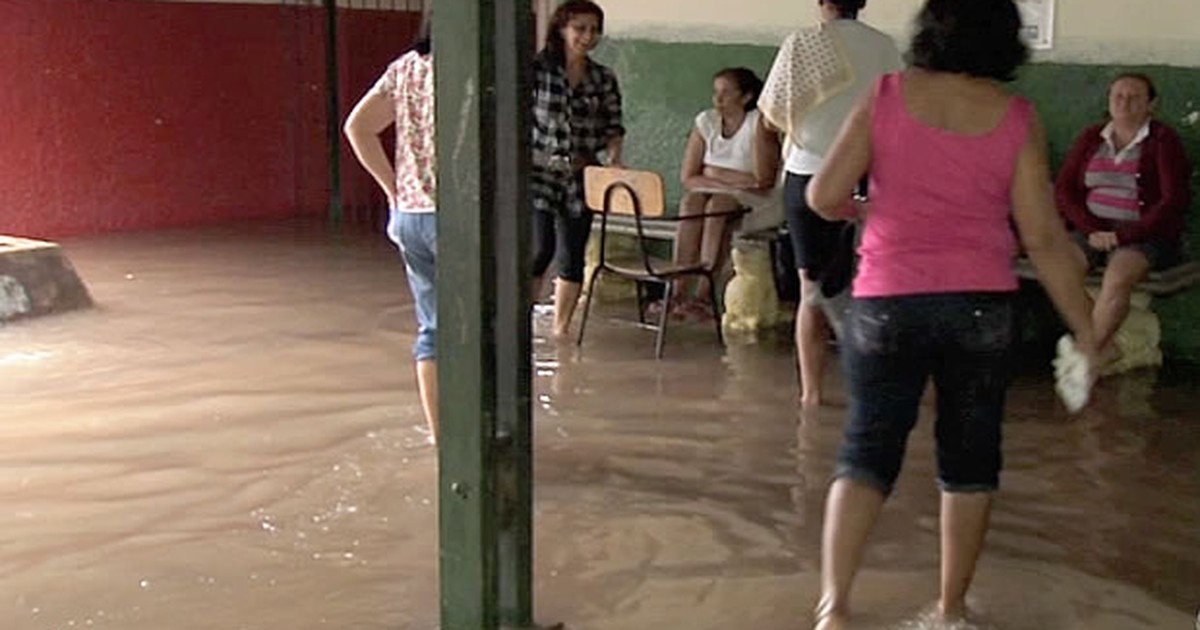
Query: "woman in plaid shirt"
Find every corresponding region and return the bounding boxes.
[530,0,625,338]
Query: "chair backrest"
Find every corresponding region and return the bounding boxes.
[583,167,666,218]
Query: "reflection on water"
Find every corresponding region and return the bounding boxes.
[1,219,1196,629]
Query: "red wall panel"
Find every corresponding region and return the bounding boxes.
[337,8,423,224]
[0,1,417,238]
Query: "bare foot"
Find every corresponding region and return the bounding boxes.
[552,326,572,340]
[813,611,848,630]
[800,394,823,408]
[937,600,968,623]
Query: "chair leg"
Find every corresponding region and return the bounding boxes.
[635,280,647,325]
[655,281,673,359]
[705,271,724,346]
[576,268,602,347]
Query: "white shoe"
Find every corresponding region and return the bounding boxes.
[1053,334,1092,413]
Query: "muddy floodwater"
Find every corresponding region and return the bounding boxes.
[1,220,1196,629]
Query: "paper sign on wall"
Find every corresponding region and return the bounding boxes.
[1016,0,1055,50]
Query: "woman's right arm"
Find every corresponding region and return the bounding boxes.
[702,166,758,189]
[680,129,744,190]
[600,68,626,167]
[343,89,397,207]
[1013,114,1099,361]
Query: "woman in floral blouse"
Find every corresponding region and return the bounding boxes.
[530,0,625,338]
[343,18,439,443]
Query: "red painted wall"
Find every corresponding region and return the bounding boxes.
[0,1,417,238]
[337,8,423,225]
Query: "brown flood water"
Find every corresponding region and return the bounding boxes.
[1,219,1196,630]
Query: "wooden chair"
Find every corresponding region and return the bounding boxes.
[576,166,747,358]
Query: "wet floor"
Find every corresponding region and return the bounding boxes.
[0,219,1196,629]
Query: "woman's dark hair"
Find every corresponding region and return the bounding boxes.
[713,67,764,112]
[410,11,432,55]
[543,0,605,64]
[907,0,1029,82]
[826,0,867,19]
[1110,72,1158,102]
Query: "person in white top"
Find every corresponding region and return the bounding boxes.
[756,0,901,407]
[656,67,764,321]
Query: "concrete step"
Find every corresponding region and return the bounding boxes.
[0,236,92,322]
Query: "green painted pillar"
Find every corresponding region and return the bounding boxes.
[491,2,536,627]
[435,1,535,629]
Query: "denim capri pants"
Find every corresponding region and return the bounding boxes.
[388,209,437,362]
[837,292,1016,496]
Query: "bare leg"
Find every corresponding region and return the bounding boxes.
[415,359,439,443]
[673,192,709,300]
[796,273,831,406]
[939,491,992,619]
[696,194,741,298]
[815,478,886,627]
[814,614,847,630]
[1092,248,1151,353]
[553,279,583,338]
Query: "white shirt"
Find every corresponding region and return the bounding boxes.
[781,19,902,175]
[695,109,759,174]
[1099,120,1152,163]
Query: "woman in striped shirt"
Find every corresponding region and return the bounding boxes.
[1055,73,1192,365]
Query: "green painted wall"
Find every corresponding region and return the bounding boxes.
[595,38,1200,361]
[595,40,776,204]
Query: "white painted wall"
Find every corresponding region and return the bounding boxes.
[601,0,1200,67]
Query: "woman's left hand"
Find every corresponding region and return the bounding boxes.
[703,165,758,189]
[830,198,867,220]
[1088,231,1119,251]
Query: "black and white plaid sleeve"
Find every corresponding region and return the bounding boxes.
[599,66,624,141]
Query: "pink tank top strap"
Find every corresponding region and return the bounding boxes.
[997,94,1035,156]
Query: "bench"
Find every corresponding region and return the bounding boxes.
[1014,258,1200,295]
[1014,256,1200,372]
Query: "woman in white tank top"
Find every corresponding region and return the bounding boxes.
[696,106,759,174]
[653,67,766,321]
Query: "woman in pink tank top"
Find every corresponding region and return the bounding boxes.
[803,1,1100,628]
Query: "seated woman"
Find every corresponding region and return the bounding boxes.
[653,67,769,320]
[1055,73,1192,364]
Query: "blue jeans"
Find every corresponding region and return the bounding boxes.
[388,210,437,362]
[837,292,1015,496]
